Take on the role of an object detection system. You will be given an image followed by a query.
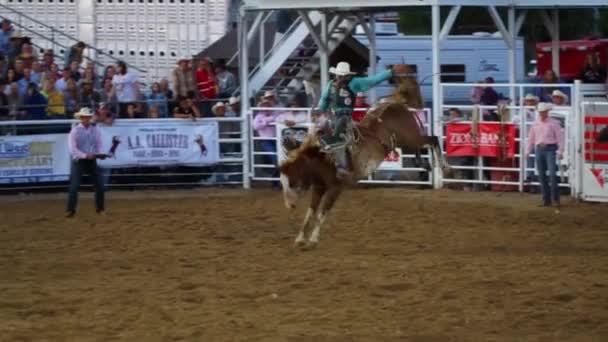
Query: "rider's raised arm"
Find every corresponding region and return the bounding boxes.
[317,82,332,111]
[349,69,393,93]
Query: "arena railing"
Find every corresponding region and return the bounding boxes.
[248,106,434,186]
[0,116,249,192]
[438,82,576,192]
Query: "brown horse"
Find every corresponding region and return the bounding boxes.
[279,102,449,248]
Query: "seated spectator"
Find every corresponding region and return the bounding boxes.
[80,80,101,109]
[173,96,201,119]
[13,58,25,79]
[17,67,35,96]
[147,82,168,118]
[22,83,48,120]
[41,79,65,118]
[69,60,82,82]
[551,90,568,106]
[4,68,19,86]
[6,82,22,118]
[0,19,14,55]
[147,106,160,119]
[159,77,174,100]
[212,102,227,117]
[64,78,80,117]
[55,68,71,92]
[99,78,115,103]
[226,96,240,117]
[18,42,36,68]
[580,52,607,84]
[64,41,86,69]
[214,60,236,98]
[533,69,566,102]
[41,63,61,86]
[123,103,144,119]
[93,102,115,126]
[40,50,54,72]
[81,65,99,89]
[30,61,42,85]
[103,65,116,80]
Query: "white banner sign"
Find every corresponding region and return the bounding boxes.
[0,134,70,183]
[97,121,220,168]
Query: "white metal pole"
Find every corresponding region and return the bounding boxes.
[552,9,560,77]
[432,4,442,189]
[320,12,329,91]
[508,6,516,103]
[368,14,377,102]
[240,14,251,189]
[573,80,582,198]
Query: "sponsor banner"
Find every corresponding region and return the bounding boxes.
[446,123,516,158]
[97,121,219,168]
[277,123,310,164]
[0,134,70,183]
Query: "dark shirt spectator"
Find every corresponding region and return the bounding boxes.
[580,53,607,84]
[173,96,201,119]
[22,83,48,120]
[80,80,101,109]
[123,103,144,119]
[64,41,86,69]
[93,102,115,126]
[69,60,82,82]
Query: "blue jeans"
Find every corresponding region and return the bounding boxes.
[535,144,559,205]
[67,159,105,212]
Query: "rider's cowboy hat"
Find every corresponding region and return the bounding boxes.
[537,102,553,112]
[329,62,356,76]
[356,92,366,97]
[74,107,94,118]
[551,89,568,101]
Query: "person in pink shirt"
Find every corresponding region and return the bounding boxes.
[66,107,107,217]
[525,102,564,207]
[253,99,279,172]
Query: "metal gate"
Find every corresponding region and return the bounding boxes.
[576,101,608,202]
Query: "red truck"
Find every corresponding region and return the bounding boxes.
[536,37,608,81]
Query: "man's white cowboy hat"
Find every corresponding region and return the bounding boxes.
[212,102,225,115]
[537,102,553,112]
[74,107,94,118]
[177,56,190,63]
[263,90,275,98]
[524,93,539,102]
[552,89,568,101]
[228,96,240,105]
[356,92,365,97]
[329,62,356,76]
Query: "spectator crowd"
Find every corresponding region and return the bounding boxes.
[0,19,239,125]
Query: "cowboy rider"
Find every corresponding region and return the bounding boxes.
[317,61,407,176]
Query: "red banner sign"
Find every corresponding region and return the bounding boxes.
[446,123,517,158]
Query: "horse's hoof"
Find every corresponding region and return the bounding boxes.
[294,239,307,248]
[304,240,319,250]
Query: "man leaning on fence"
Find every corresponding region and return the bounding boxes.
[525,102,564,207]
[66,107,107,218]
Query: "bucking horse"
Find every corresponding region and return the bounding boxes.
[279,66,450,248]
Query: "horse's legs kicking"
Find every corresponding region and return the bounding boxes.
[308,187,342,246]
[295,184,325,246]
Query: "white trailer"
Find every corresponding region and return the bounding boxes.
[355,31,525,104]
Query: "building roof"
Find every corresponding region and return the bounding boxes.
[243,0,608,11]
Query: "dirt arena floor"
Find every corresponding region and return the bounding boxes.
[1,188,607,341]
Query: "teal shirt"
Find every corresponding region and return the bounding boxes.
[318,69,393,112]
